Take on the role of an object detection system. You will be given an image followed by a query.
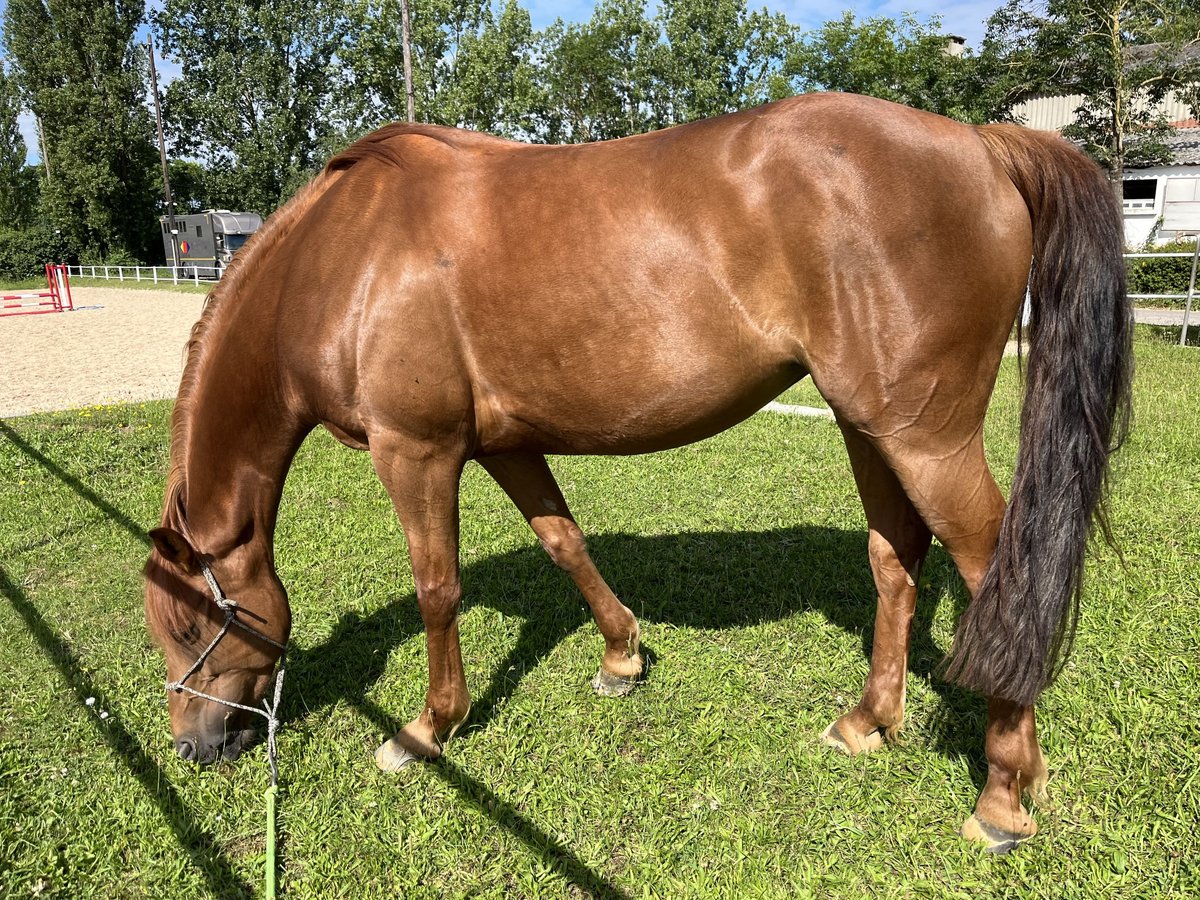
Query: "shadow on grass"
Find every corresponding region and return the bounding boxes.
[3,415,990,895]
[0,420,148,544]
[1,420,258,896]
[0,565,257,898]
[1,418,632,897]
[292,528,988,791]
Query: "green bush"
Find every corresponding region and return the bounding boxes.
[1127,239,1198,307]
[0,227,80,279]
[78,246,143,267]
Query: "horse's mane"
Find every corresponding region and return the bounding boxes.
[162,167,344,530]
[325,122,486,173]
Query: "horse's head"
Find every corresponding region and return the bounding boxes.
[144,527,290,765]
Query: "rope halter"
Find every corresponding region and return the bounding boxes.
[165,560,288,786]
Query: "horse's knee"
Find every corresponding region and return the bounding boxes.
[415,575,462,621]
[537,519,588,572]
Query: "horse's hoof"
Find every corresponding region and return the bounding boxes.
[374,737,422,773]
[591,667,638,697]
[821,720,884,756]
[961,814,1035,854]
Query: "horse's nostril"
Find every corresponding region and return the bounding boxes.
[175,738,196,761]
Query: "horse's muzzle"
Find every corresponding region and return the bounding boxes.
[175,727,257,765]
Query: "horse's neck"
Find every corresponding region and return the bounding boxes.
[177,320,308,562]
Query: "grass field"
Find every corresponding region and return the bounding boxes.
[1,337,1198,898]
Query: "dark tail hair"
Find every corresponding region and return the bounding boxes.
[943,125,1134,707]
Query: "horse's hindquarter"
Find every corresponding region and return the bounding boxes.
[295,96,1033,456]
[781,101,1034,436]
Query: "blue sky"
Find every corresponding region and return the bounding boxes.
[3,0,999,163]
[524,1,995,46]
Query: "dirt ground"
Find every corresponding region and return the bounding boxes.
[0,286,206,418]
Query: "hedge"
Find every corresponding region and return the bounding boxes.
[0,228,79,280]
[1127,239,1199,308]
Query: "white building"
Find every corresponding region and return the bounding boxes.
[1011,90,1199,246]
[1120,130,1200,245]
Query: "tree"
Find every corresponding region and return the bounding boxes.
[3,0,161,261]
[980,0,1200,179]
[341,0,540,137]
[0,68,37,228]
[654,0,792,124]
[155,0,349,216]
[166,160,212,214]
[536,0,663,142]
[441,0,541,135]
[787,13,990,122]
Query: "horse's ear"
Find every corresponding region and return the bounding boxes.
[149,527,200,574]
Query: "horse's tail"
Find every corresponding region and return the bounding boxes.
[943,125,1133,706]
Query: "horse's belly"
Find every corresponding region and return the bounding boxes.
[474,360,803,456]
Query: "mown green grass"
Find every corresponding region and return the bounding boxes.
[1,342,1198,898]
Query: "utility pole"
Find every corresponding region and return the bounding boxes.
[400,0,415,121]
[148,36,179,267]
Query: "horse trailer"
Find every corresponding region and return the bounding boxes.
[160,210,262,278]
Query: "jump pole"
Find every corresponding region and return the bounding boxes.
[0,265,73,317]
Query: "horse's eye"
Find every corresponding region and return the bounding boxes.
[171,622,201,645]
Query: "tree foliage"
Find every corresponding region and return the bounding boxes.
[341,0,540,137]
[787,13,990,122]
[4,0,1198,254]
[3,0,160,260]
[155,0,349,214]
[654,0,792,124]
[536,0,663,142]
[980,0,1200,174]
[0,68,37,228]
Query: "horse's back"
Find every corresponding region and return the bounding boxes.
[274,95,1033,455]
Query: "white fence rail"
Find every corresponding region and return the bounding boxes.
[1124,248,1198,345]
[64,263,221,285]
[62,252,1197,295]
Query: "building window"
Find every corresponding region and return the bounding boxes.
[196,226,203,238]
[1122,179,1157,211]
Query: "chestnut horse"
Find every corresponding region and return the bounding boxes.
[144,93,1131,851]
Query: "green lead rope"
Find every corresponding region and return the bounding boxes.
[168,563,289,897]
[266,784,278,899]
[263,656,286,898]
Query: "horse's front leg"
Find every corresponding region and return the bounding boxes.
[479,452,643,695]
[368,439,471,771]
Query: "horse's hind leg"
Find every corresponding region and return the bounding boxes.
[872,431,1049,850]
[479,452,643,694]
[823,426,932,755]
[369,438,472,771]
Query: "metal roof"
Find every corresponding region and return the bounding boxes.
[1126,127,1200,169]
[1162,128,1200,166]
